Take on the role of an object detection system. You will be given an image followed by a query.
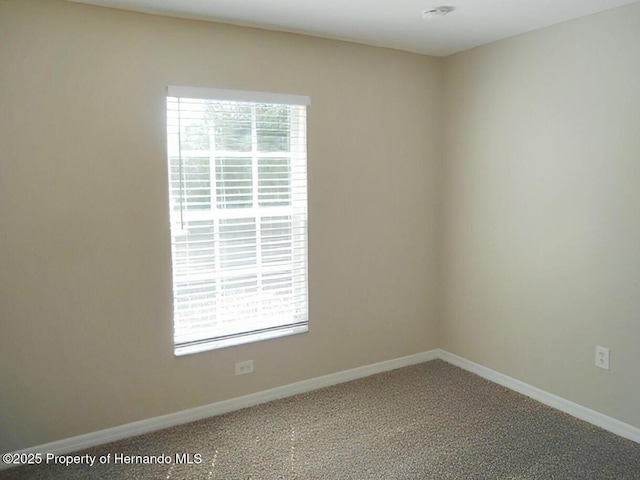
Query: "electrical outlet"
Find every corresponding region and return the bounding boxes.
[235,360,254,375]
[595,346,610,370]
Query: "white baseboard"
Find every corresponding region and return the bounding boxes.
[4,348,639,471]
[1,350,438,469]
[436,349,640,444]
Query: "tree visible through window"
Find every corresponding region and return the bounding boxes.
[166,87,310,355]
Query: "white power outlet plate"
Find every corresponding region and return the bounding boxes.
[595,346,610,370]
[235,360,254,375]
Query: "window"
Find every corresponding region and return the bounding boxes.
[166,86,310,356]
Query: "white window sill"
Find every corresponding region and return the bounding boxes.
[174,323,308,356]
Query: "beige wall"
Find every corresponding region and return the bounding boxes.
[442,3,640,429]
[2,0,640,456]
[0,0,442,452]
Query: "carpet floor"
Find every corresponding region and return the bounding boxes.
[3,360,640,479]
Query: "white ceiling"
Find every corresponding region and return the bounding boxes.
[67,0,640,56]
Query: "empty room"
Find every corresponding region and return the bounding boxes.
[1,0,639,478]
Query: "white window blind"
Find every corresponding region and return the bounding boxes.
[166,86,309,355]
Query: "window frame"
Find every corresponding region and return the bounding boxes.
[166,86,310,356]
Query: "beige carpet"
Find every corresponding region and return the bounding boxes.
[3,360,640,479]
